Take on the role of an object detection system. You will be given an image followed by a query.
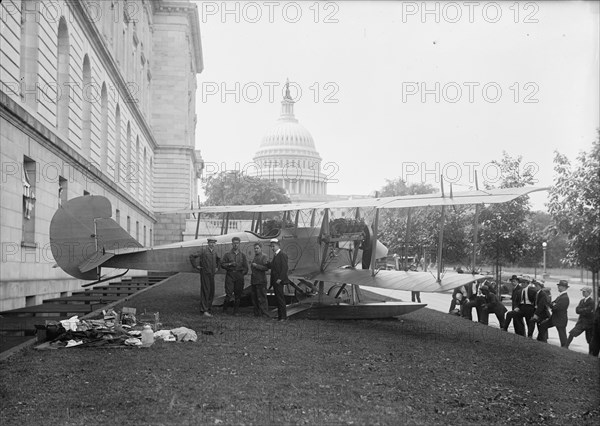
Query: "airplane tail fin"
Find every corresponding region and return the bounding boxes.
[50,195,142,280]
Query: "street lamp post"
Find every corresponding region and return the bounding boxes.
[542,242,548,279]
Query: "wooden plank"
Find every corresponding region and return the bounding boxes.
[0,304,100,315]
[0,316,66,331]
[43,296,121,303]
[73,289,137,295]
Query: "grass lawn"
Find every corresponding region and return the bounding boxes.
[1,273,599,425]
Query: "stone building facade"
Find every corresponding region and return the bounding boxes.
[0,0,203,310]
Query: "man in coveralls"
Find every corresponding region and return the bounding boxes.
[189,238,220,317]
[221,236,248,315]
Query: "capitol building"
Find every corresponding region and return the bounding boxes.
[249,82,328,202]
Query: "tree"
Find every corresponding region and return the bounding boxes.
[203,171,291,206]
[377,178,436,260]
[548,133,600,301]
[477,152,536,280]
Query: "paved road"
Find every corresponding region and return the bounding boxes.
[364,276,594,355]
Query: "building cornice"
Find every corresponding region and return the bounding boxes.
[0,90,156,221]
[68,1,158,151]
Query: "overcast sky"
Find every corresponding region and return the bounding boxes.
[193,1,599,210]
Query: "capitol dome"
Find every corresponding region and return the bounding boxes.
[251,81,327,199]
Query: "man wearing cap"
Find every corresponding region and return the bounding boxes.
[566,287,594,350]
[538,280,570,347]
[189,238,220,317]
[269,238,289,321]
[220,236,248,314]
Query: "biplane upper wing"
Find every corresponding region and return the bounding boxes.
[157,186,548,214]
[307,269,489,293]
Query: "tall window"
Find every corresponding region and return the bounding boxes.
[22,156,36,246]
[127,215,131,234]
[100,83,108,171]
[57,17,70,136]
[135,221,139,241]
[20,0,39,109]
[135,136,140,197]
[126,122,131,191]
[143,225,146,246]
[114,104,121,181]
[81,55,92,156]
[115,209,120,225]
[142,147,146,206]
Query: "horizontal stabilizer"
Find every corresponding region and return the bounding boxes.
[79,252,115,273]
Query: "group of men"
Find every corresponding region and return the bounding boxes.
[189,237,290,321]
[504,275,595,352]
[450,274,597,354]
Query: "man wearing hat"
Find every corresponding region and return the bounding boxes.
[566,286,594,350]
[538,280,570,346]
[220,236,248,314]
[269,238,289,321]
[189,238,220,317]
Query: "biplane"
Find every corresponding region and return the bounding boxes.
[49,186,547,319]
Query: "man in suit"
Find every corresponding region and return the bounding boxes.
[503,276,526,333]
[462,280,484,321]
[479,284,507,328]
[189,237,220,317]
[538,280,570,347]
[269,238,289,321]
[566,286,595,350]
[530,286,552,342]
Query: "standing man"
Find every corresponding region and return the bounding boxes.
[269,238,289,321]
[189,238,220,317]
[539,280,570,347]
[250,242,271,318]
[566,286,594,350]
[220,236,248,315]
[530,286,552,342]
[503,276,526,333]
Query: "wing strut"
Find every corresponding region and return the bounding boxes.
[370,207,380,277]
[437,176,445,283]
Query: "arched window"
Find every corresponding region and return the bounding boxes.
[20,0,39,109]
[81,55,92,156]
[114,104,121,181]
[57,17,70,135]
[100,83,108,171]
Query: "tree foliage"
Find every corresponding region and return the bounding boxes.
[548,133,600,273]
[477,152,536,270]
[203,171,291,206]
[377,178,471,264]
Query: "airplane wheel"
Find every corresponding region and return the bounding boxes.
[328,284,351,303]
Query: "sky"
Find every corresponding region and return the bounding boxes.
[193,1,599,211]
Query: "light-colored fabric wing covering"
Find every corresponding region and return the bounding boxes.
[307,269,489,293]
[158,186,548,214]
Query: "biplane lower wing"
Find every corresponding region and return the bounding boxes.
[307,269,490,293]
